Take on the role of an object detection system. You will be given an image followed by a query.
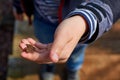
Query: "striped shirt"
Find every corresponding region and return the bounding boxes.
[13,0,116,43]
[34,0,97,42]
[35,0,60,23]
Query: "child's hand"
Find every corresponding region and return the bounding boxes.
[50,15,87,63]
[19,38,54,64]
[19,15,87,64]
[19,38,73,63]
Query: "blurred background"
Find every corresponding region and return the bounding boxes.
[0,0,120,80]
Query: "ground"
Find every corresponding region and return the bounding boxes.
[7,20,120,80]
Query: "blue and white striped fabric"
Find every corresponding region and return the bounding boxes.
[67,8,97,43]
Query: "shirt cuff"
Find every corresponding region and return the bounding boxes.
[66,8,98,43]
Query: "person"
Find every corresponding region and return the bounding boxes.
[13,0,120,80]
[0,0,15,80]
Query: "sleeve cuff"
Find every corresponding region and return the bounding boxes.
[66,9,98,43]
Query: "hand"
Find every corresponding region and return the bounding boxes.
[19,38,69,63]
[50,15,87,63]
[19,38,53,64]
[19,16,87,64]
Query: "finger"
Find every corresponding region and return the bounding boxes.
[21,52,39,61]
[35,47,48,53]
[19,43,27,50]
[21,39,30,44]
[57,59,67,63]
[38,62,53,64]
[50,26,72,62]
[35,42,47,49]
[27,38,48,49]
[27,38,36,45]
[21,51,53,64]
[60,39,77,60]
[55,35,79,63]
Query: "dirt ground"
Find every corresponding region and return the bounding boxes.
[7,20,120,80]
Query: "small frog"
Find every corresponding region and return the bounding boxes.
[24,44,35,53]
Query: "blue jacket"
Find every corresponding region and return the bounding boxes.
[13,0,120,44]
[60,0,120,43]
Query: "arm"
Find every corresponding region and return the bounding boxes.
[66,0,120,43]
[50,0,120,62]
[19,0,120,63]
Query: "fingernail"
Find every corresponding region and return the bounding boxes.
[52,53,59,62]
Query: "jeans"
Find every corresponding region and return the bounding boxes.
[33,16,87,71]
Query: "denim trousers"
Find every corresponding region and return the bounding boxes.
[33,16,87,71]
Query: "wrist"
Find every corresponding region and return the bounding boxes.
[74,15,89,40]
[69,15,88,37]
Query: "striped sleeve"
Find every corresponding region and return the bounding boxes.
[66,8,98,43]
[66,0,114,43]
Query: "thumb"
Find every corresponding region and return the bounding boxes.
[49,24,72,63]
